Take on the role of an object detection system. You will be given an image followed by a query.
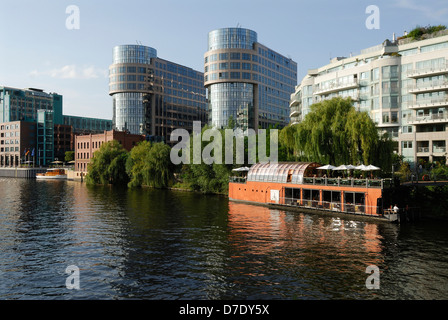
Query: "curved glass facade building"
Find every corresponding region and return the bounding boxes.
[109,45,207,140]
[208,28,257,51]
[112,45,157,64]
[204,28,297,131]
[110,45,157,134]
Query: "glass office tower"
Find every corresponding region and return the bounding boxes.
[110,45,157,135]
[109,45,207,141]
[204,28,297,131]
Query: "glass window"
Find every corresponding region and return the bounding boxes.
[242,63,251,70]
[242,53,251,60]
[372,68,379,81]
[230,52,240,60]
[230,62,240,69]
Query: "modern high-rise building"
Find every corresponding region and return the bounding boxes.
[109,44,207,141]
[0,86,113,167]
[204,28,297,131]
[290,30,448,166]
[0,86,63,124]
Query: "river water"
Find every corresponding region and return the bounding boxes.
[0,177,447,300]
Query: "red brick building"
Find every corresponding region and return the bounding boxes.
[75,130,145,172]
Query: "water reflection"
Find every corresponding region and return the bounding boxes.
[226,202,393,299]
[0,179,447,299]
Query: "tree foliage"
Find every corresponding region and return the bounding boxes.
[279,97,393,171]
[179,125,230,194]
[126,141,174,188]
[402,24,447,40]
[86,140,129,185]
[64,151,75,162]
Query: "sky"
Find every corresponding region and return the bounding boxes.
[1,0,447,120]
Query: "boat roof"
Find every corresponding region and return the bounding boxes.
[247,162,320,184]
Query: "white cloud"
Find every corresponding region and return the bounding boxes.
[394,0,448,20]
[29,65,108,80]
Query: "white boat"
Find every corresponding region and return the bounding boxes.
[36,168,67,180]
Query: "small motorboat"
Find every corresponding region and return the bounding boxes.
[36,168,67,180]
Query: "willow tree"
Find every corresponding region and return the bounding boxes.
[86,140,129,185]
[126,141,174,189]
[279,123,300,161]
[180,124,234,194]
[294,97,390,167]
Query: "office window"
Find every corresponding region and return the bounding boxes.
[230,62,240,69]
[230,52,240,60]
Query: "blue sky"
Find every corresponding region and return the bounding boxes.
[1,0,447,120]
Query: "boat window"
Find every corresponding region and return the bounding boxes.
[247,162,319,183]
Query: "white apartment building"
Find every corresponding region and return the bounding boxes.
[290,30,448,166]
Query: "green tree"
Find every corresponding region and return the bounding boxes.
[64,151,75,162]
[180,125,234,194]
[126,141,174,188]
[285,97,393,170]
[86,140,129,185]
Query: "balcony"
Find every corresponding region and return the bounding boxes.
[408,112,448,125]
[289,95,301,108]
[433,146,447,153]
[408,80,448,94]
[314,80,359,95]
[417,147,430,153]
[408,97,448,109]
[406,64,448,79]
[290,105,301,118]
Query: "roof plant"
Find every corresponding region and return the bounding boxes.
[403,24,447,40]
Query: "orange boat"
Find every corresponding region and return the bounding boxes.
[36,168,67,180]
[229,162,397,221]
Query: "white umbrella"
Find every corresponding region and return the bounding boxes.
[346,165,356,170]
[355,164,368,171]
[332,165,349,170]
[366,164,380,171]
[317,164,335,170]
[232,167,250,172]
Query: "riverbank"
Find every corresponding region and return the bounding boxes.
[382,183,448,221]
[0,167,47,179]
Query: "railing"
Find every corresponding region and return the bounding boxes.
[408,112,448,124]
[314,80,359,95]
[229,176,394,188]
[408,80,448,92]
[417,147,429,153]
[433,146,447,153]
[229,176,247,184]
[302,177,392,188]
[289,106,301,117]
[408,97,448,109]
[289,96,301,107]
[280,198,380,216]
[406,64,448,78]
